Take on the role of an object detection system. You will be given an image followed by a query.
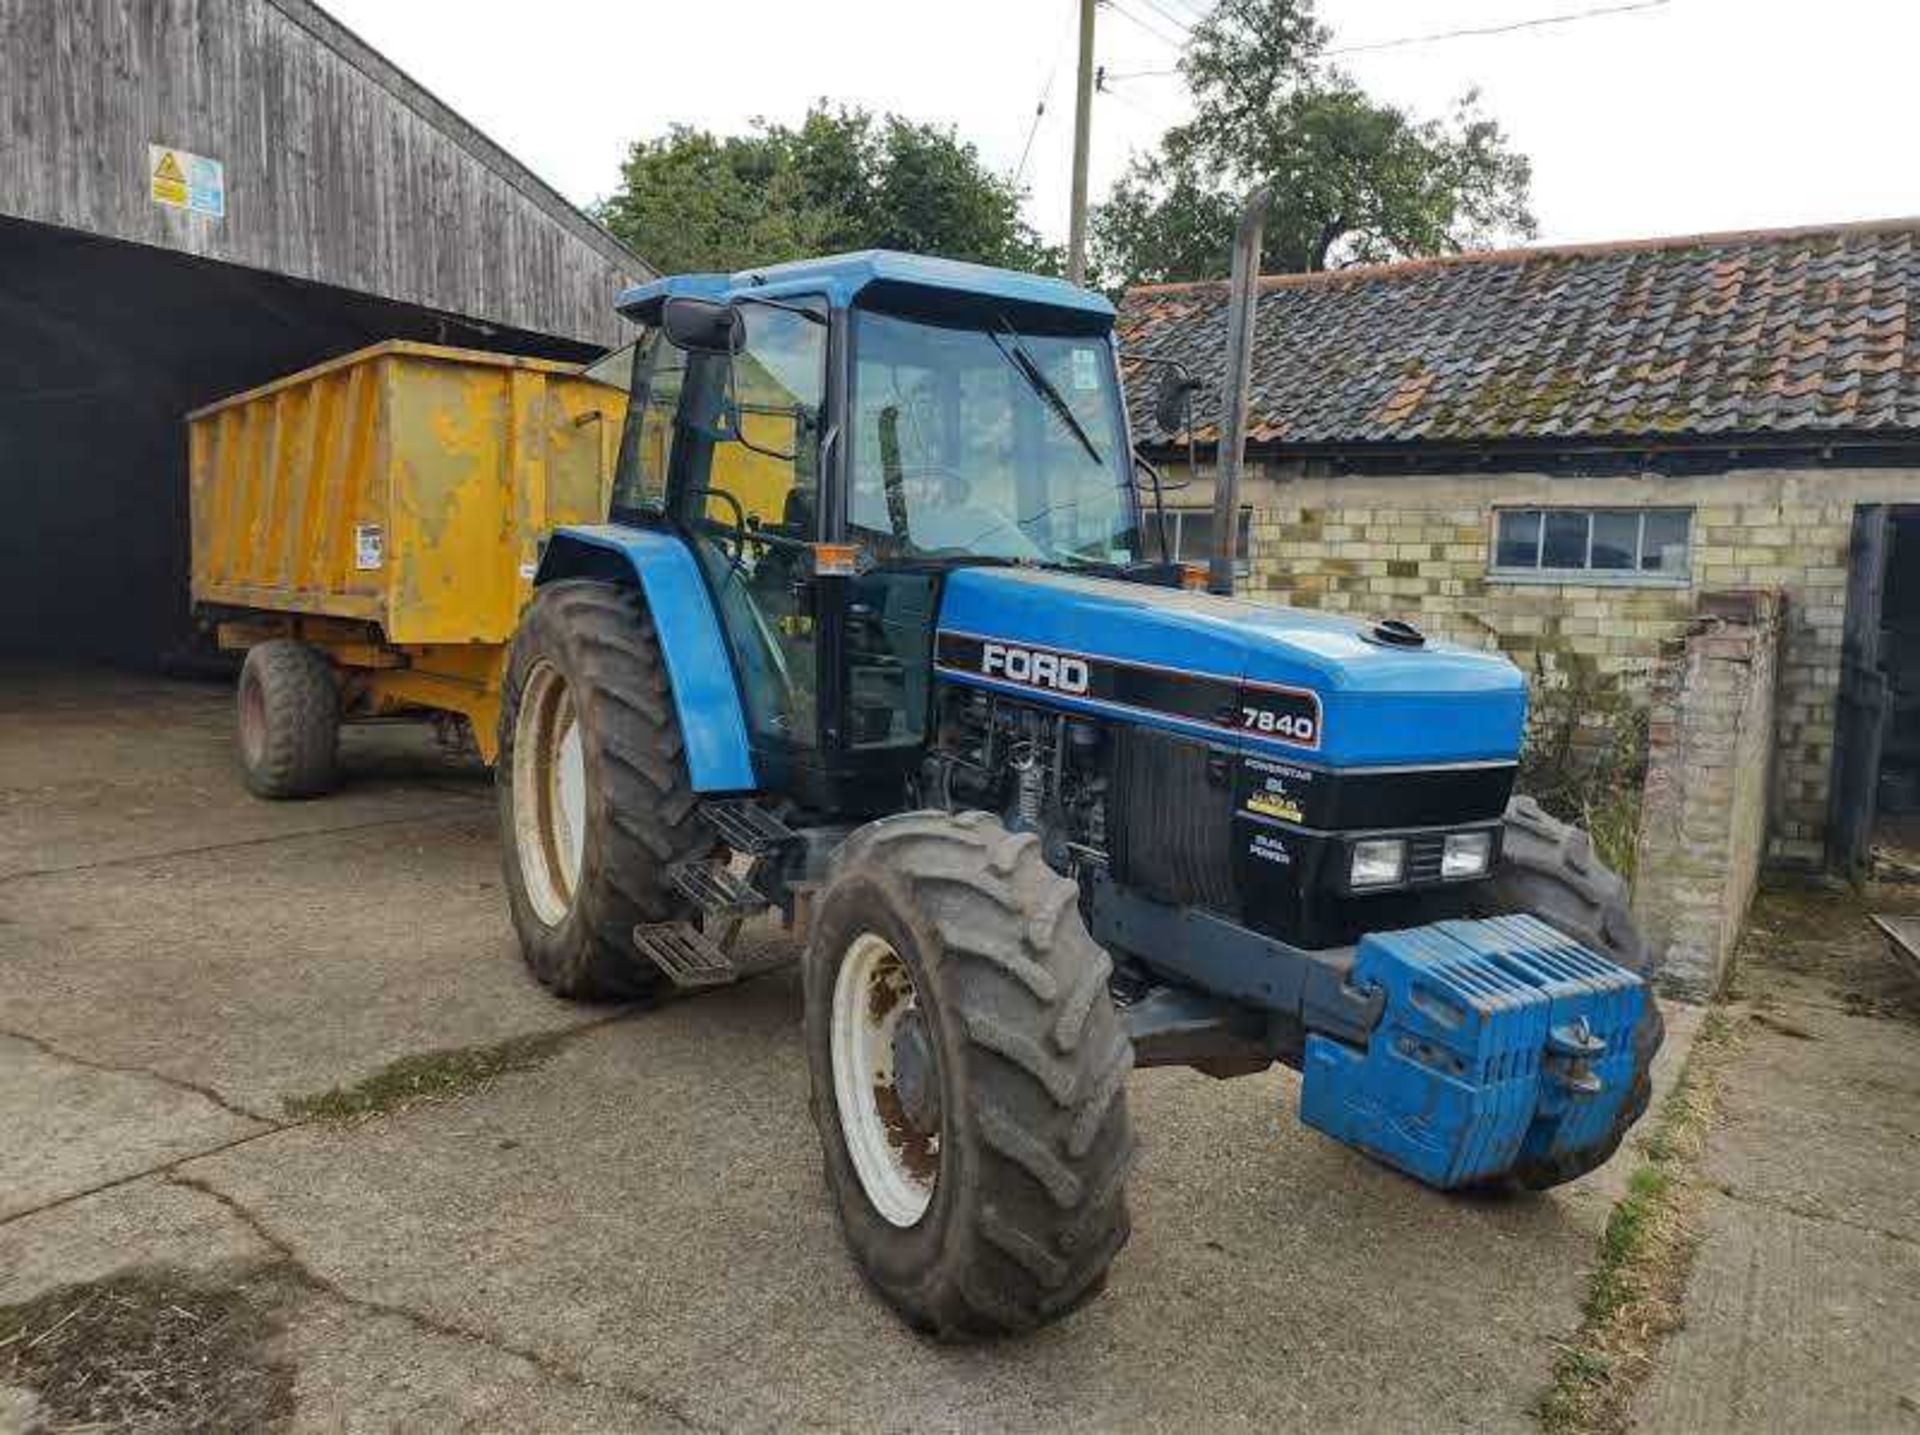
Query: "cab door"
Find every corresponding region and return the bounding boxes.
[668,301,830,766]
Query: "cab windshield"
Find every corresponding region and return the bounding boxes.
[848,309,1139,566]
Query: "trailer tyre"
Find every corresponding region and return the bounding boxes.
[1481,794,1665,1189]
[236,640,339,799]
[803,811,1136,1339]
[497,581,711,1001]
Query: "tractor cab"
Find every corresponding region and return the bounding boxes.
[581,252,1156,810]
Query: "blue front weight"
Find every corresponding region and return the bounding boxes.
[1298,915,1647,1189]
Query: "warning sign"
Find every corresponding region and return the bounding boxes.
[149,144,225,219]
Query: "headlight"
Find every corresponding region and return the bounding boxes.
[1442,831,1494,880]
[1349,838,1406,889]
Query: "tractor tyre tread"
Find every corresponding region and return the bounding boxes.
[497,580,711,1001]
[804,810,1135,1339]
[237,640,339,800]
[1481,794,1665,1188]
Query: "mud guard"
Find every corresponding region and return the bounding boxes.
[535,524,755,792]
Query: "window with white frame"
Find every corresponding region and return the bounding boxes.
[1493,507,1691,581]
[1160,505,1252,572]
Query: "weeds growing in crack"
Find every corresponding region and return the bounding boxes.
[1537,1008,1742,1435]
[281,1029,575,1122]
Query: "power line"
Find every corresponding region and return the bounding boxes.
[1326,0,1671,57]
[1102,0,1189,50]
[1129,0,1195,38]
[1013,0,1083,185]
[1100,0,1672,80]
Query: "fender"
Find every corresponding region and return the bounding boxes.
[535,524,755,793]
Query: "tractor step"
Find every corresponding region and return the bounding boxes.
[632,920,794,989]
[701,799,801,857]
[668,858,769,920]
[632,921,737,988]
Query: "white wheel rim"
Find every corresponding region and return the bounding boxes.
[831,932,939,1227]
[512,660,586,926]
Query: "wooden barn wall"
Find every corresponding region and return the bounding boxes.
[0,0,646,348]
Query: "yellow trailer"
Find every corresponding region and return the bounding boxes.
[189,340,624,796]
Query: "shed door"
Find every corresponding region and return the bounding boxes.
[1828,504,1892,875]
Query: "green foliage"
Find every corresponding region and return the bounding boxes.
[1519,656,1649,884]
[598,104,1061,276]
[1093,0,1537,286]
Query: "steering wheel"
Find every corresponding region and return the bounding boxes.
[687,485,749,571]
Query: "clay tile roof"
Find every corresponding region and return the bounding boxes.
[1116,217,1920,449]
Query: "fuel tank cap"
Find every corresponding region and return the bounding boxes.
[1366,618,1427,648]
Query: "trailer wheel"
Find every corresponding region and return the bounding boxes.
[803,811,1135,1338]
[497,580,711,1000]
[236,640,339,799]
[1479,794,1666,1188]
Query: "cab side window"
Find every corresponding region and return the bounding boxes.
[605,331,686,517]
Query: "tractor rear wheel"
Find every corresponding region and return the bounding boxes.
[497,580,712,1001]
[1480,794,1665,1188]
[802,811,1136,1338]
[236,640,339,799]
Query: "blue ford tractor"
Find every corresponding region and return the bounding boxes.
[498,252,1662,1337]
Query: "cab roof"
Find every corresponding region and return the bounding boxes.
[615,249,1115,329]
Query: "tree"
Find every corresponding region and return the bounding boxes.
[598,106,1060,276]
[1092,0,1536,286]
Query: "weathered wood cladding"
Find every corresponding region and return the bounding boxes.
[0,0,647,347]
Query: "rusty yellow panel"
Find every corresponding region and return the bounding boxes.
[189,340,622,649]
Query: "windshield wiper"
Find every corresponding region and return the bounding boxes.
[988,317,1105,466]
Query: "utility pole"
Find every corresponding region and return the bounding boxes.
[1066,0,1096,287]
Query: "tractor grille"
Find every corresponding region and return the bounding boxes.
[1405,834,1450,884]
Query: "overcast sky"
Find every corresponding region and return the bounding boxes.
[321,0,1917,263]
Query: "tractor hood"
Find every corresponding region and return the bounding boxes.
[932,566,1527,769]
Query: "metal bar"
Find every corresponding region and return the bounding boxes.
[1210,186,1272,595]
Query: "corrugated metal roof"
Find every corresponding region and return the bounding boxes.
[1117,218,1920,449]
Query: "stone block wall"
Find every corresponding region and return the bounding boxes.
[1631,591,1785,998]
[1159,459,1915,865]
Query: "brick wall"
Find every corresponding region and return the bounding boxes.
[1631,592,1784,998]
[1158,459,1917,864]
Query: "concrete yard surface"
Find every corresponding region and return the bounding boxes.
[4,670,1710,1431]
[1636,886,1920,1434]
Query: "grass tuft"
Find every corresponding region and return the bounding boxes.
[283,1029,571,1122]
[0,1266,294,1433]
[1537,1008,1740,1435]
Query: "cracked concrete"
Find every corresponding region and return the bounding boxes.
[1,671,1730,1431]
[1635,885,1920,1433]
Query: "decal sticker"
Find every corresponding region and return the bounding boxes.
[354,524,384,571]
[934,630,1322,752]
[1248,831,1293,866]
[1070,347,1101,392]
[1246,790,1304,823]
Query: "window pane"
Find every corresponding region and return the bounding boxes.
[1175,509,1213,562]
[1641,511,1690,573]
[1543,510,1590,569]
[1496,510,1542,568]
[1591,511,1638,570]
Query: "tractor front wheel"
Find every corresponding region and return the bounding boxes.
[1480,794,1665,1188]
[803,811,1136,1338]
[497,580,711,1000]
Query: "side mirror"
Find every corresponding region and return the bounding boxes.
[1154,368,1201,436]
[661,296,745,355]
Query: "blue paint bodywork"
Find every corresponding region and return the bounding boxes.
[1297,914,1647,1188]
[936,566,1528,768]
[616,249,1115,325]
[536,527,756,793]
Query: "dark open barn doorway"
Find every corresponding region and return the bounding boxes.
[0,218,599,668]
